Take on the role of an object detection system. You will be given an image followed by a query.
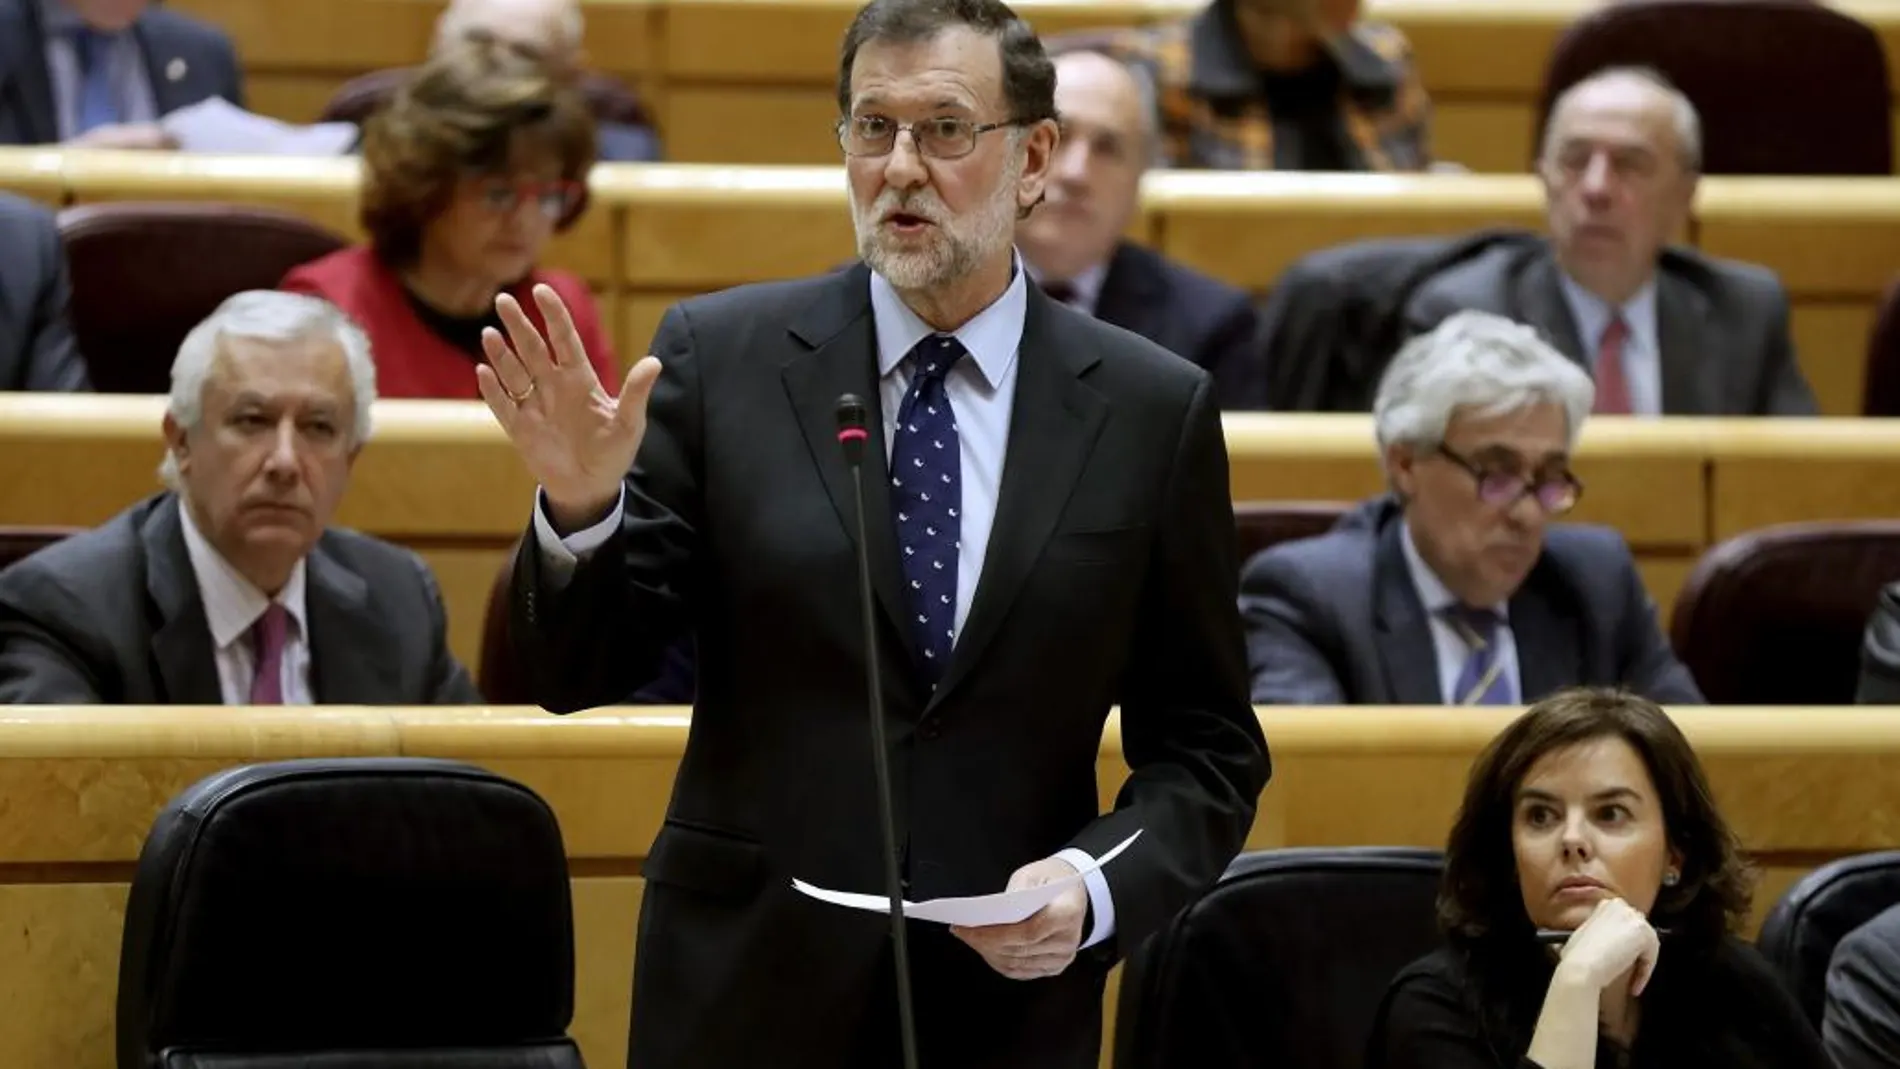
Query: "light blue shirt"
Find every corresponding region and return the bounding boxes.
[1555,270,1662,417]
[38,0,158,141]
[533,255,1117,948]
[1399,521,1522,705]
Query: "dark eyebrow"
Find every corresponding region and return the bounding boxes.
[1517,787,1642,805]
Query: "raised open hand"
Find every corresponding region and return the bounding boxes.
[476,284,663,530]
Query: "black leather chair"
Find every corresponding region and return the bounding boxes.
[1757,850,1900,1027]
[1114,847,1444,1069]
[116,758,583,1069]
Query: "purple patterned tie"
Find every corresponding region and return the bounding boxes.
[891,336,963,687]
[1443,605,1515,705]
[249,603,289,705]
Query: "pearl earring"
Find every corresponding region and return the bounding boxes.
[1663,870,1680,886]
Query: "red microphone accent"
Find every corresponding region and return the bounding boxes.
[837,428,869,444]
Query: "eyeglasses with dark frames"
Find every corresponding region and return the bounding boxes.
[1437,445,1584,515]
[836,115,1030,159]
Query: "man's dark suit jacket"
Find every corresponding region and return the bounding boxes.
[1240,496,1704,705]
[0,0,244,145]
[1092,240,1266,409]
[0,191,87,390]
[512,262,1271,1069]
[0,493,479,704]
[1405,238,1818,416]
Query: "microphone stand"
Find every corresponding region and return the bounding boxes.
[835,394,921,1069]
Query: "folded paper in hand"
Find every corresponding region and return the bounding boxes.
[792,829,1141,927]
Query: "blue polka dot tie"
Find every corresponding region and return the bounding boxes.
[891,335,963,687]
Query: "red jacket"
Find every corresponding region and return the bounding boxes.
[280,246,617,400]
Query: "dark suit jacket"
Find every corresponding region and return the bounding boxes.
[1092,240,1266,409]
[512,263,1271,1069]
[1405,239,1818,416]
[0,493,478,704]
[0,0,244,145]
[1823,902,1900,1069]
[0,191,86,391]
[1240,496,1704,705]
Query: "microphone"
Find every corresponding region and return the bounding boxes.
[834,393,921,1069]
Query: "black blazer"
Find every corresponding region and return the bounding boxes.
[1404,239,1818,416]
[0,0,244,145]
[1240,496,1704,705]
[0,493,478,704]
[1368,940,1832,1069]
[1092,240,1267,409]
[0,191,86,390]
[511,263,1271,1069]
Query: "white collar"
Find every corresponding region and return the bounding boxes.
[869,252,1028,390]
[177,498,309,651]
[1399,517,1509,620]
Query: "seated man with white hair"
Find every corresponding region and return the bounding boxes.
[1241,310,1703,705]
[0,291,480,705]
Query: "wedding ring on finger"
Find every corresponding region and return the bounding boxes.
[506,379,538,405]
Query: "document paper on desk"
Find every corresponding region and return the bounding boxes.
[792,829,1141,926]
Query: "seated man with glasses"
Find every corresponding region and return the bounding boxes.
[1240,310,1702,706]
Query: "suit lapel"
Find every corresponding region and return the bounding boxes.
[2,0,60,144]
[141,497,223,705]
[1507,571,1582,703]
[1372,516,1444,706]
[781,264,922,670]
[1656,272,1714,414]
[131,17,191,115]
[303,542,400,704]
[929,292,1108,709]
[1516,253,1589,367]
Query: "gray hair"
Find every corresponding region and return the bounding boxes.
[159,291,377,488]
[1373,311,1595,461]
[1542,66,1703,173]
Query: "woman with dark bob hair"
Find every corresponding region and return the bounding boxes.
[283,38,618,399]
[1367,688,1829,1068]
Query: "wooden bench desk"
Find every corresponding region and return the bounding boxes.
[0,705,1894,1068]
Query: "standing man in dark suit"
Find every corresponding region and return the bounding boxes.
[0,0,244,150]
[1243,310,1703,706]
[0,291,479,705]
[0,191,88,391]
[475,0,1271,1065]
[1017,47,1265,408]
[1405,67,1816,416]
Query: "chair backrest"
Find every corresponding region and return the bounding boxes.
[1533,0,1892,175]
[1113,847,1445,1069]
[57,202,348,394]
[1756,850,1900,1026]
[0,526,78,572]
[1669,521,1900,704]
[1862,275,1900,416]
[117,758,582,1069]
[1234,501,1353,567]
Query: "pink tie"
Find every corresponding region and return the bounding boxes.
[249,603,289,705]
[1593,316,1632,415]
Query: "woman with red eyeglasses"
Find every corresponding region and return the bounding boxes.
[282,39,616,399]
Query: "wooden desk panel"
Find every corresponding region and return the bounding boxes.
[0,147,66,206]
[1706,420,1900,539]
[1146,171,1547,291]
[606,164,855,285]
[1694,179,1900,299]
[2,706,1897,1069]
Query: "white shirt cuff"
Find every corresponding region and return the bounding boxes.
[531,486,625,588]
[1053,846,1116,950]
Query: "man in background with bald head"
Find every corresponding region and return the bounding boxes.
[432,0,660,161]
[1016,48,1266,408]
[1404,66,1815,415]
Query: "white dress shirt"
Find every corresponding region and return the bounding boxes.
[1399,521,1521,705]
[532,256,1117,948]
[177,502,312,705]
[1556,270,1662,417]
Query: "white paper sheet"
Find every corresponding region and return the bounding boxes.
[792,829,1141,926]
[160,97,359,156]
